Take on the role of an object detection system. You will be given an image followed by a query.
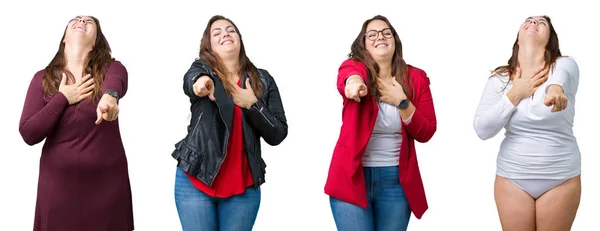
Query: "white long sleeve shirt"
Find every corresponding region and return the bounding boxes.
[473,57,581,180]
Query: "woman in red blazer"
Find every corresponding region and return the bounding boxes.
[324,15,437,231]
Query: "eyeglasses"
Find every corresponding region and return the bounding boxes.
[365,28,394,41]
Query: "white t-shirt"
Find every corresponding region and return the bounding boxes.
[473,57,581,180]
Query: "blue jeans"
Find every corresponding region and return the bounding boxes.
[330,166,411,231]
[174,167,261,231]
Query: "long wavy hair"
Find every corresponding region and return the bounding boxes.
[43,16,114,103]
[491,15,562,83]
[198,15,263,97]
[348,15,413,101]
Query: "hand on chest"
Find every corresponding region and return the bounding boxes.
[505,82,562,121]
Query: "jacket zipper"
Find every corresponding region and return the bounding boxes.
[192,112,204,132]
[210,94,230,187]
[257,103,275,127]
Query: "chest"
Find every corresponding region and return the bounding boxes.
[372,102,401,133]
[48,97,99,129]
[503,81,562,125]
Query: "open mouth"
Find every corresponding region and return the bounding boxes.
[525,26,537,32]
[73,25,86,32]
[374,43,388,48]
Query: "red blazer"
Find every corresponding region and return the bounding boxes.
[324,59,437,219]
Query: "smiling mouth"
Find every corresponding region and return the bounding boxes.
[73,25,86,32]
[375,43,388,48]
[221,40,233,45]
[525,26,537,32]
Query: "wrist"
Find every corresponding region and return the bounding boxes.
[247,98,258,110]
[396,96,407,107]
[506,91,521,105]
[105,89,119,102]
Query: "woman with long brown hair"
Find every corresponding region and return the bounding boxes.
[18,16,134,231]
[473,15,581,230]
[324,15,437,231]
[171,15,288,231]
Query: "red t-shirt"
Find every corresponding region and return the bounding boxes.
[186,79,254,197]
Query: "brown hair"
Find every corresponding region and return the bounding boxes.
[43,16,114,103]
[198,15,263,97]
[491,15,562,81]
[349,15,413,100]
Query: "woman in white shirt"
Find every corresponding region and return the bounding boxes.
[473,15,581,231]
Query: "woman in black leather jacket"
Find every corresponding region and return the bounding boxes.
[171,15,288,231]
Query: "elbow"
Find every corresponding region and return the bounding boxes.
[473,124,493,141]
[264,127,288,146]
[475,131,492,141]
[414,127,436,143]
[19,128,41,146]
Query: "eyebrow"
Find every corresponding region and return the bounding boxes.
[72,16,94,22]
[525,17,548,23]
[212,26,235,32]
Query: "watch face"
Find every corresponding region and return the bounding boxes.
[399,99,409,109]
[107,90,118,98]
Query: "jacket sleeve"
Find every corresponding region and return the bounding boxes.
[102,61,128,99]
[183,59,213,100]
[401,69,437,143]
[245,70,288,146]
[19,71,70,146]
[337,59,368,98]
[473,76,516,140]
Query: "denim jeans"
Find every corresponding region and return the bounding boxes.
[330,166,411,231]
[174,167,261,231]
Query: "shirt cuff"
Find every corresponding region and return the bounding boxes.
[402,109,416,124]
[345,76,365,85]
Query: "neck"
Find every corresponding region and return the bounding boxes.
[518,43,545,71]
[221,56,240,78]
[376,59,393,79]
[64,43,92,74]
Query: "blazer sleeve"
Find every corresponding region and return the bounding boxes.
[401,68,437,143]
[337,59,368,98]
[19,71,70,146]
[245,70,288,146]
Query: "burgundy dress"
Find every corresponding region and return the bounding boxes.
[19,61,134,231]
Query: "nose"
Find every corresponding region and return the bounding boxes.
[376,31,385,41]
[528,20,537,25]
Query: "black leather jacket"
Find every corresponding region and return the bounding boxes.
[171,59,288,188]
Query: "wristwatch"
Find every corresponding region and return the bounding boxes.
[397,99,409,109]
[105,89,119,101]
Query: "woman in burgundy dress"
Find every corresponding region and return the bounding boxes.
[18,15,134,231]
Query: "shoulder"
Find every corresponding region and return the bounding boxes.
[192,58,211,69]
[407,65,430,85]
[33,69,46,80]
[554,56,579,72]
[257,68,275,86]
[107,60,128,74]
[340,59,366,70]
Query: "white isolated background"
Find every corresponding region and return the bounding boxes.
[0,0,598,230]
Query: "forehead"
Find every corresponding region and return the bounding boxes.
[366,20,389,30]
[211,19,234,30]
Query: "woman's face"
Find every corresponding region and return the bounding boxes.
[518,16,550,46]
[365,19,395,62]
[210,19,241,59]
[63,16,97,47]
